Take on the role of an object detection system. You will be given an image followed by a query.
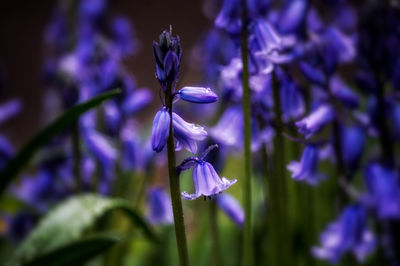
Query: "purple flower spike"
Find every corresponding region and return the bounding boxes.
[146,187,174,225]
[312,205,376,263]
[216,193,244,226]
[364,163,400,220]
[287,145,325,185]
[182,161,236,200]
[178,87,218,104]
[151,107,170,152]
[296,104,334,138]
[172,112,207,154]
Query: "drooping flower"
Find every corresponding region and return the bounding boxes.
[312,205,376,263]
[182,160,236,200]
[146,187,174,225]
[151,107,171,153]
[364,163,400,220]
[296,104,335,138]
[340,125,365,171]
[287,145,325,185]
[216,193,244,226]
[172,112,207,154]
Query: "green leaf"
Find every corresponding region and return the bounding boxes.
[9,194,155,266]
[0,89,120,194]
[23,235,118,266]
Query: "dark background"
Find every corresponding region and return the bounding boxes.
[0,0,215,147]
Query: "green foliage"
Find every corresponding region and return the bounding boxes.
[0,89,121,194]
[8,194,155,266]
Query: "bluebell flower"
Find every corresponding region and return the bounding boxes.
[277,0,308,34]
[279,74,305,122]
[216,193,244,226]
[172,112,207,154]
[312,205,376,263]
[0,99,22,125]
[146,187,174,225]
[215,0,241,34]
[182,160,237,200]
[341,126,365,171]
[122,89,152,116]
[82,129,118,167]
[330,75,359,109]
[104,101,121,135]
[364,163,400,220]
[177,87,218,104]
[211,106,243,148]
[287,145,325,185]
[79,0,106,19]
[153,30,182,87]
[151,107,171,153]
[296,104,335,138]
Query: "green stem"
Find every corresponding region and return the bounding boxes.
[71,122,82,192]
[272,72,291,266]
[240,1,253,265]
[210,200,223,266]
[166,87,190,266]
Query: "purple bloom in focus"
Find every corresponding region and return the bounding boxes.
[312,205,376,263]
[364,163,400,220]
[182,161,236,200]
[172,112,207,154]
[287,145,325,185]
[178,87,218,104]
[216,193,244,226]
[151,107,170,153]
[296,104,335,138]
[146,187,174,225]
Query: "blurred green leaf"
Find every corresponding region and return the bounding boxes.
[0,89,120,194]
[24,235,118,266]
[9,194,155,266]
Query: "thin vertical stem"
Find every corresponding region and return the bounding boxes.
[240,1,253,266]
[272,72,291,266]
[165,87,190,266]
[72,122,82,192]
[210,200,223,266]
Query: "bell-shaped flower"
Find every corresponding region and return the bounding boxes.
[0,99,22,125]
[253,20,282,54]
[216,193,244,226]
[151,107,170,152]
[172,112,207,154]
[312,205,376,263]
[215,0,241,34]
[182,161,236,200]
[146,187,174,225]
[177,87,218,104]
[296,104,334,138]
[341,126,365,171]
[364,163,400,220]
[82,129,118,167]
[287,145,325,185]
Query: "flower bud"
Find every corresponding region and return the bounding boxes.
[151,108,170,152]
[178,87,218,104]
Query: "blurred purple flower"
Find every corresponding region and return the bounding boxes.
[296,104,334,138]
[216,193,244,226]
[146,187,174,225]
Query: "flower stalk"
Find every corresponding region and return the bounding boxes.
[240,1,253,265]
[165,85,190,266]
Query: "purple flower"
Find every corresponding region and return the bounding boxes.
[172,112,207,154]
[153,30,182,87]
[146,187,174,225]
[312,205,376,263]
[215,0,241,34]
[287,145,325,185]
[277,0,307,34]
[0,99,21,125]
[364,163,400,220]
[82,129,118,167]
[211,106,243,148]
[111,16,136,56]
[216,193,244,226]
[341,126,365,171]
[182,161,236,200]
[177,87,218,104]
[122,89,152,116]
[151,107,170,153]
[296,104,335,138]
[253,20,282,54]
[0,135,15,169]
[330,75,359,109]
